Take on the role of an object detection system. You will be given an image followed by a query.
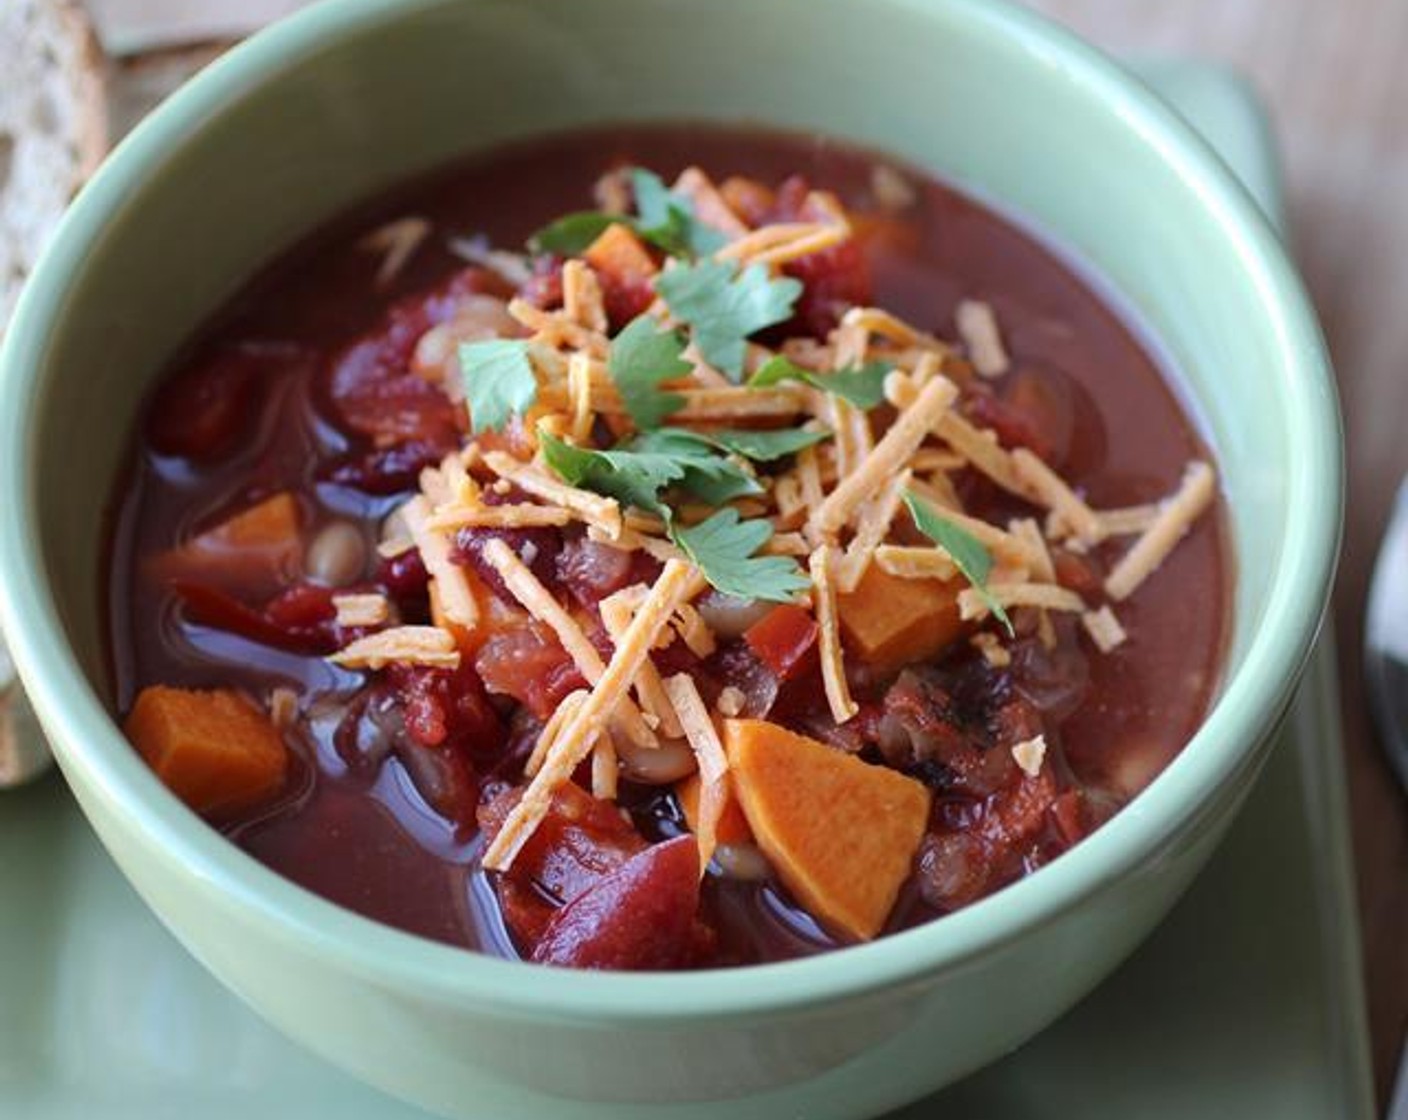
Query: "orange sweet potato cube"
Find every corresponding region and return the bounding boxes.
[837,565,964,674]
[723,719,931,941]
[150,492,303,597]
[584,223,657,287]
[125,686,289,816]
[676,771,754,847]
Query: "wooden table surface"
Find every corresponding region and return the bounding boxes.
[1029,0,1408,1106]
[71,0,1408,1109]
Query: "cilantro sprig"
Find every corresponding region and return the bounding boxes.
[526,167,724,259]
[673,509,810,603]
[539,430,813,602]
[655,259,802,379]
[459,339,538,434]
[608,316,691,430]
[903,491,1013,636]
[749,355,892,410]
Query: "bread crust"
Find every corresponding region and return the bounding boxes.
[0,0,109,322]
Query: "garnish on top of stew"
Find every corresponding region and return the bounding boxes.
[110,127,1230,969]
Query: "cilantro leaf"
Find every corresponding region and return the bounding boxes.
[624,428,763,504]
[523,168,725,261]
[540,433,683,516]
[459,339,538,434]
[608,316,690,429]
[655,259,802,379]
[637,424,828,464]
[630,168,727,258]
[671,509,810,603]
[903,491,1014,636]
[527,212,618,256]
[749,355,892,410]
[702,426,830,461]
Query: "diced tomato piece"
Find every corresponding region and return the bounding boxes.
[174,581,328,653]
[769,177,872,339]
[474,622,587,720]
[146,345,270,462]
[174,580,368,655]
[386,661,504,755]
[583,224,659,329]
[531,836,707,970]
[743,604,819,681]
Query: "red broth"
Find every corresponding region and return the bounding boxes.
[106,126,1231,965]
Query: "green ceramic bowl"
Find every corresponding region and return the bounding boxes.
[0,0,1340,1116]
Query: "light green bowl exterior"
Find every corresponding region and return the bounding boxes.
[0,0,1340,1116]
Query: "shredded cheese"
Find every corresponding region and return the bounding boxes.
[268,687,299,731]
[663,673,730,875]
[426,504,572,531]
[836,468,911,593]
[329,626,459,670]
[482,560,702,871]
[1011,449,1104,546]
[526,689,588,777]
[332,593,390,629]
[599,586,685,740]
[401,496,478,630]
[484,451,622,539]
[809,544,858,723]
[874,545,959,582]
[971,631,1011,668]
[1082,605,1128,653]
[591,730,619,800]
[957,582,1086,622]
[809,367,956,536]
[562,259,608,335]
[1105,461,1216,601]
[955,299,1009,378]
[1011,734,1047,778]
[358,216,431,288]
[481,538,657,749]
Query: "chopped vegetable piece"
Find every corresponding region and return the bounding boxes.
[723,719,930,940]
[152,492,303,598]
[654,258,802,378]
[836,565,965,674]
[743,603,819,681]
[125,686,288,816]
[677,772,753,846]
[531,835,706,969]
[584,223,660,326]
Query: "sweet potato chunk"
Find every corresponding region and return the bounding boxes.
[125,686,289,816]
[152,492,303,598]
[723,718,930,940]
[583,223,658,326]
[837,566,963,674]
[676,772,754,846]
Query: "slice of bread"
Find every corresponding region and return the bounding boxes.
[0,0,108,325]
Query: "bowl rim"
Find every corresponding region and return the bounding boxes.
[0,0,1341,1021]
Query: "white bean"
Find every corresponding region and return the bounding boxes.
[616,737,697,785]
[307,521,367,587]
